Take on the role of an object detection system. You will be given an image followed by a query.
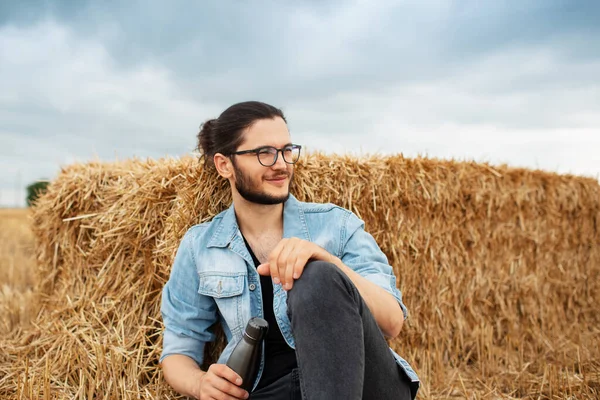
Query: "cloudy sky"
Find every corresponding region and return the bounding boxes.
[1,1,599,207]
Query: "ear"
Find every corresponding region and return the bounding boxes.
[214,153,234,178]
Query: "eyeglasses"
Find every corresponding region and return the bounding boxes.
[230,144,302,167]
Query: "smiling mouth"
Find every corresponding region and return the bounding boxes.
[266,175,288,181]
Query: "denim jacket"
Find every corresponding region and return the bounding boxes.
[160,194,420,391]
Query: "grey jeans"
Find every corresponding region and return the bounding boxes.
[250,261,415,400]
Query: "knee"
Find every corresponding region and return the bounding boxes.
[302,260,340,282]
[286,260,350,310]
[294,260,341,292]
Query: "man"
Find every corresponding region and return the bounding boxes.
[160,101,419,399]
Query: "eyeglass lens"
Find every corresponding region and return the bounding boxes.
[258,146,300,166]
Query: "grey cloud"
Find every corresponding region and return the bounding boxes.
[439,1,600,58]
[1,1,600,206]
[3,1,599,108]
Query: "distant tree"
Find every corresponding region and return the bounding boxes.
[26,180,50,207]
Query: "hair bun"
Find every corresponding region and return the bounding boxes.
[197,118,219,164]
[202,118,218,134]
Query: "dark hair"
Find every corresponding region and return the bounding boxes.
[196,101,287,169]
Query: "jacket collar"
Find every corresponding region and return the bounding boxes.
[207,194,311,249]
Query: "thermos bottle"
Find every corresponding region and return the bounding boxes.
[226,317,269,392]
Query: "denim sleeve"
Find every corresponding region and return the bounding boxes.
[340,212,409,320]
[160,229,218,365]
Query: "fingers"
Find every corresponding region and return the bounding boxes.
[292,254,306,280]
[283,248,311,291]
[264,238,316,291]
[256,263,270,276]
[268,240,286,285]
[277,239,297,289]
[260,238,329,290]
[211,364,243,386]
[201,364,249,399]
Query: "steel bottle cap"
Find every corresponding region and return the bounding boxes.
[245,317,269,341]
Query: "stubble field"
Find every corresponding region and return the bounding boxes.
[0,208,39,336]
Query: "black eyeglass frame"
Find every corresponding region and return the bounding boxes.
[229,144,302,167]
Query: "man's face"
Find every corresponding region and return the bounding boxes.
[231,117,295,205]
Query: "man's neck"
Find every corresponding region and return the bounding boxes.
[232,194,284,239]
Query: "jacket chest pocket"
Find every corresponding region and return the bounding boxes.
[198,272,246,336]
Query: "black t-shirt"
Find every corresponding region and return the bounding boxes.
[242,236,298,390]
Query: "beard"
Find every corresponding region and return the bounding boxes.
[233,162,293,205]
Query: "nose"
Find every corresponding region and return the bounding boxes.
[271,150,288,169]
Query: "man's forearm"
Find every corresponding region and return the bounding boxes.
[327,254,404,338]
[161,354,205,399]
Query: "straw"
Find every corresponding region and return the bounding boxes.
[1,153,598,399]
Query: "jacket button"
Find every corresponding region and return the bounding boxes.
[249,283,257,291]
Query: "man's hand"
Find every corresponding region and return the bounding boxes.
[196,364,248,400]
[256,237,332,290]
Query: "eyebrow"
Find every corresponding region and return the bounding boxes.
[253,142,294,149]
